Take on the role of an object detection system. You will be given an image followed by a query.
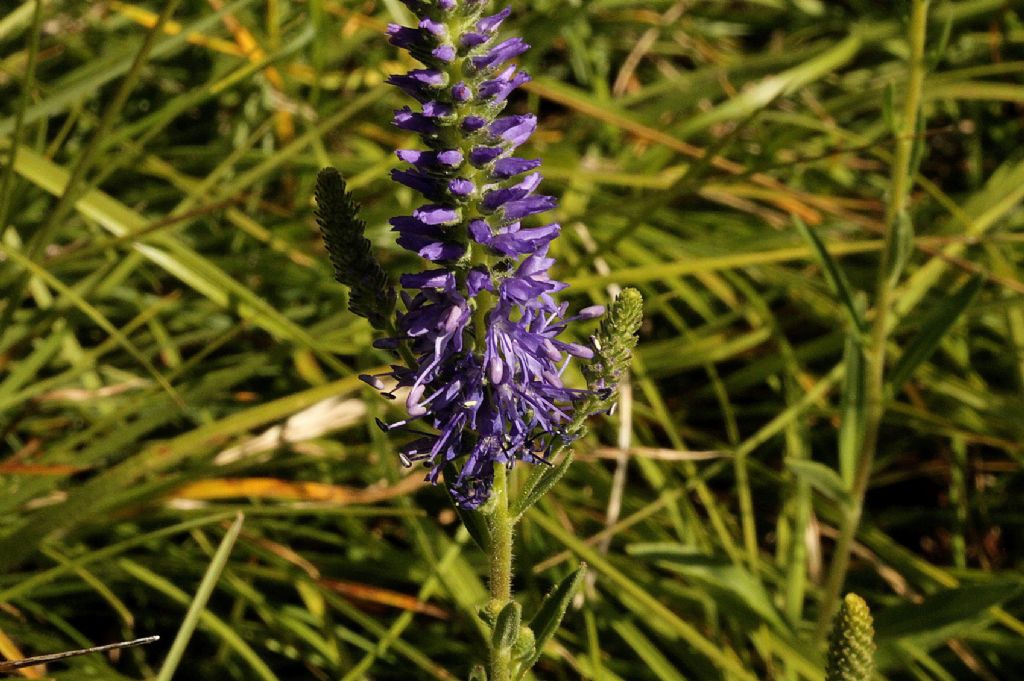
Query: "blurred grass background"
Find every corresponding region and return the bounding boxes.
[2,0,1024,679]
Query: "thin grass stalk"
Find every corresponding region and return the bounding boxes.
[783,384,812,621]
[816,0,931,638]
[156,513,244,681]
[734,447,759,570]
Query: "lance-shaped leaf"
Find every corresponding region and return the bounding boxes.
[516,564,586,678]
[884,209,915,289]
[314,167,395,330]
[873,581,1021,646]
[838,331,865,487]
[793,217,865,335]
[888,274,983,391]
[510,450,574,521]
[786,459,853,509]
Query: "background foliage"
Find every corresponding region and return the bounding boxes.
[1,0,1023,679]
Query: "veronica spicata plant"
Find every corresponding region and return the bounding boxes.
[316,2,641,678]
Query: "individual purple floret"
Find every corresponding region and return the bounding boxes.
[370,0,602,508]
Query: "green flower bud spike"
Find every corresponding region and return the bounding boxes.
[574,287,644,435]
[825,593,876,681]
[314,167,396,331]
[510,289,643,520]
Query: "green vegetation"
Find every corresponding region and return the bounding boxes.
[2,1,1023,679]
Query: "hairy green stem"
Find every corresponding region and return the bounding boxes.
[488,464,514,681]
[816,0,930,638]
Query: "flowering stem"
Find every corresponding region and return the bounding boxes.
[488,463,514,681]
[816,0,929,639]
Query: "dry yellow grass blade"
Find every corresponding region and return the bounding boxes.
[0,626,43,678]
[171,473,426,505]
[207,0,295,143]
[319,578,449,620]
[109,1,244,56]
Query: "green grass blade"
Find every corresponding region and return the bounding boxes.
[156,513,245,681]
[888,274,984,391]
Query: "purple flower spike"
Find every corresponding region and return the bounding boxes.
[501,194,557,221]
[478,66,532,102]
[470,37,529,71]
[493,157,541,178]
[477,7,512,33]
[469,146,504,167]
[380,0,601,509]
[433,44,457,62]
[462,115,488,132]
[490,115,536,148]
[449,178,475,196]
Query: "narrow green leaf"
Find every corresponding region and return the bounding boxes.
[873,581,1022,645]
[673,33,862,139]
[157,513,245,681]
[0,241,183,408]
[468,665,488,681]
[786,459,854,507]
[0,326,66,405]
[518,564,586,677]
[0,0,260,137]
[627,544,789,634]
[8,145,334,357]
[793,217,866,334]
[120,554,279,681]
[837,331,866,488]
[888,274,983,390]
[511,450,575,521]
[885,209,915,288]
[611,620,689,681]
[883,81,897,133]
[0,513,235,602]
[908,110,927,182]
[0,376,363,571]
[926,10,954,69]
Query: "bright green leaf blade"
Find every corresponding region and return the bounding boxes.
[786,459,854,507]
[627,543,790,635]
[793,217,866,334]
[889,274,984,390]
[511,450,575,521]
[156,513,245,681]
[519,564,586,678]
[874,581,1023,648]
